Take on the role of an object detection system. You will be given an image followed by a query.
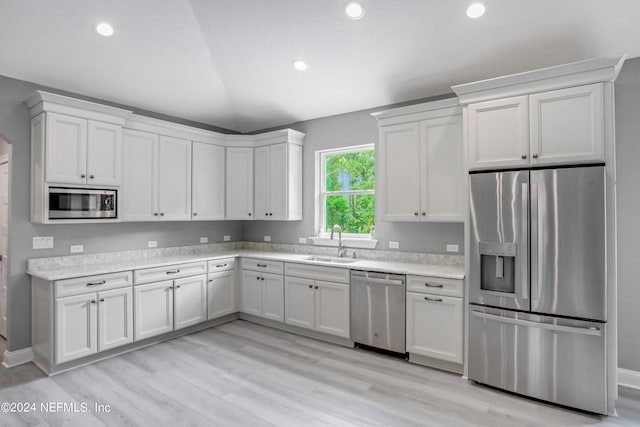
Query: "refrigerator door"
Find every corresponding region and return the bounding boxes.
[469,170,530,311]
[530,166,606,321]
[469,306,607,414]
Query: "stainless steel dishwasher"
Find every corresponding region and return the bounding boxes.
[350,270,406,354]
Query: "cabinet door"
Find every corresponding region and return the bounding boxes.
[174,275,207,330]
[97,287,133,352]
[87,120,122,186]
[55,293,97,363]
[45,112,87,184]
[315,281,350,338]
[420,115,464,221]
[261,273,284,322]
[529,83,604,166]
[121,129,158,221]
[207,270,236,320]
[158,136,191,221]
[378,123,421,221]
[406,292,463,363]
[467,96,529,170]
[192,142,225,220]
[226,147,254,220]
[240,270,262,316]
[254,145,271,219]
[284,276,315,329]
[268,143,288,220]
[134,280,174,341]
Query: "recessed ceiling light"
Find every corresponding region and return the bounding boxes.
[292,60,308,71]
[94,22,114,37]
[344,1,365,20]
[466,3,486,18]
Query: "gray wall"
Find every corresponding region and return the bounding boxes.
[243,103,465,254]
[0,74,243,351]
[614,57,640,372]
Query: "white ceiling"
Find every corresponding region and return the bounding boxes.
[1,0,639,133]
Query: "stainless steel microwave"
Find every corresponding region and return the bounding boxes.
[48,187,117,220]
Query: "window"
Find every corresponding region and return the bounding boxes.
[317,144,375,236]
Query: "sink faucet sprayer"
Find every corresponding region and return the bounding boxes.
[330,224,346,258]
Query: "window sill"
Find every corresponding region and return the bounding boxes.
[308,237,378,249]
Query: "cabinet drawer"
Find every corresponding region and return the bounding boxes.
[55,271,132,298]
[284,262,350,284]
[407,275,463,297]
[240,258,283,275]
[208,257,236,273]
[134,261,207,285]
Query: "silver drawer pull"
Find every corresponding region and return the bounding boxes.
[86,280,106,286]
[166,270,180,275]
[257,263,267,268]
[424,283,443,288]
[424,296,443,302]
[215,264,228,268]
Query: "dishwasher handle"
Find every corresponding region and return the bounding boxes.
[352,276,404,286]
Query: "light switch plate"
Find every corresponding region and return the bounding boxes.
[298,237,307,244]
[33,236,54,249]
[147,240,158,248]
[389,241,400,249]
[223,235,231,242]
[70,245,84,253]
[446,244,459,253]
[200,237,209,244]
[264,235,271,242]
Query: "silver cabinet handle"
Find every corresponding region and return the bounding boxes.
[471,311,602,336]
[308,285,312,289]
[160,213,165,216]
[424,283,443,288]
[215,264,227,268]
[424,296,443,302]
[87,280,106,286]
[532,153,539,159]
[193,212,197,216]
[99,298,105,302]
[90,300,96,304]
[256,276,260,280]
[166,270,180,275]
[261,277,265,281]
[89,174,95,179]
[166,286,173,291]
[248,213,252,216]
[257,264,267,268]
[414,212,419,216]
[314,286,318,290]
[175,285,181,289]
[154,213,159,216]
[521,154,527,160]
[80,174,86,178]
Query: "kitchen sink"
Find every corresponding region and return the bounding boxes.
[303,256,358,264]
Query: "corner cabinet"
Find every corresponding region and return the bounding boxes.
[226,146,254,220]
[374,99,464,222]
[192,141,225,220]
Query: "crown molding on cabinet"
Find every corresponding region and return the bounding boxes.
[371,98,461,127]
[26,91,132,126]
[452,55,626,105]
[125,113,228,145]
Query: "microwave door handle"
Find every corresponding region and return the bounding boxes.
[521,182,528,301]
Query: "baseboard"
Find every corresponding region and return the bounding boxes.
[618,368,640,390]
[2,347,33,368]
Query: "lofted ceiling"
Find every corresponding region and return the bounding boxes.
[1,0,639,133]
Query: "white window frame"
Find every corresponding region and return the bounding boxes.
[314,144,375,238]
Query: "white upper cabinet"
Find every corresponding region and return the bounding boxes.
[254,142,302,221]
[226,146,254,220]
[158,136,191,221]
[192,142,225,220]
[374,99,464,222]
[87,120,122,186]
[529,83,604,166]
[122,129,158,221]
[452,57,624,170]
[467,96,530,170]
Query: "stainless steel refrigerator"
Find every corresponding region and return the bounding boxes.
[468,165,608,414]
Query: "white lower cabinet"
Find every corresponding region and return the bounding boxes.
[134,280,174,341]
[173,275,207,330]
[240,259,284,322]
[406,292,463,364]
[207,270,236,320]
[283,263,350,339]
[55,286,133,364]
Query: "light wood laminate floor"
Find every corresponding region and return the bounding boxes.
[0,320,638,426]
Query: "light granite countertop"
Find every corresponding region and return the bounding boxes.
[27,249,465,282]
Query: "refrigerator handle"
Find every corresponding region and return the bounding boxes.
[531,182,539,306]
[471,310,603,337]
[521,182,529,301]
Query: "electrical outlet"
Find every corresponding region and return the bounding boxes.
[70,245,84,253]
[147,240,158,248]
[223,235,231,242]
[298,237,307,244]
[446,244,459,253]
[264,235,271,242]
[33,236,54,250]
[388,241,400,249]
[200,237,209,244]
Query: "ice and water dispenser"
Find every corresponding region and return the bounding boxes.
[478,241,517,294]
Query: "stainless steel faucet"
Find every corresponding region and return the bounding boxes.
[330,224,345,257]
